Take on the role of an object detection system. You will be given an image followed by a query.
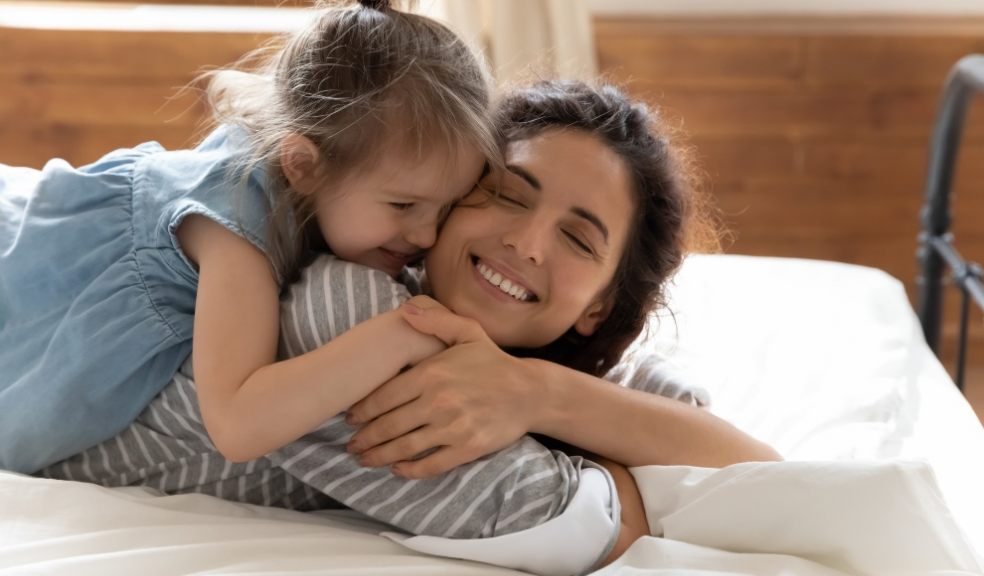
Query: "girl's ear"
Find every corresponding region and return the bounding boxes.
[574,296,613,337]
[280,133,323,196]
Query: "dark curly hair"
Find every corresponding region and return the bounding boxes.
[498,80,719,377]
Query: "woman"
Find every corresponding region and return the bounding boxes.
[40,80,779,573]
[347,81,778,478]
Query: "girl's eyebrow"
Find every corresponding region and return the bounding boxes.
[505,164,541,190]
[384,191,429,201]
[506,164,609,243]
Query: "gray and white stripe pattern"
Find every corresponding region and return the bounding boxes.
[40,255,707,538]
[40,358,337,511]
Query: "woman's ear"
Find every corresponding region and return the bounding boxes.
[280,133,323,196]
[574,296,613,337]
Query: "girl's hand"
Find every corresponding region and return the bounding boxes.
[401,294,448,315]
[345,305,540,478]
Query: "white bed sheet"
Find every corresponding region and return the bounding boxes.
[639,255,984,553]
[2,255,982,575]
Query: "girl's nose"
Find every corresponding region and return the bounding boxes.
[404,221,437,250]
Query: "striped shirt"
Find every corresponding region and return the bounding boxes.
[40,255,707,538]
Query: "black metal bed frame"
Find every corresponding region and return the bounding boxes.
[918,54,984,393]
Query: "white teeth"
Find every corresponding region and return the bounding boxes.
[476,261,532,302]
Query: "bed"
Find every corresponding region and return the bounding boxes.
[2,250,982,575]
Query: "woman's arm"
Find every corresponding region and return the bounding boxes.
[591,455,648,566]
[178,216,442,462]
[528,359,781,468]
[346,303,780,477]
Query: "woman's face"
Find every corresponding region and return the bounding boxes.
[425,129,635,348]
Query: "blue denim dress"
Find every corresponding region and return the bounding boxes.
[0,126,272,473]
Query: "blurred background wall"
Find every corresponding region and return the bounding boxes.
[2,0,982,416]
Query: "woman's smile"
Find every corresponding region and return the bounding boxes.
[471,256,538,304]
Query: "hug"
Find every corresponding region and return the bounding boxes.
[0,0,779,573]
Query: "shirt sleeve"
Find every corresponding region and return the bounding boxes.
[605,351,711,408]
[277,255,411,357]
[132,125,274,285]
[268,416,610,539]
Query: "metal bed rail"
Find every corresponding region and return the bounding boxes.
[918,54,984,393]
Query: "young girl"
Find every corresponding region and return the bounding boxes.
[0,0,496,474]
[41,80,778,573]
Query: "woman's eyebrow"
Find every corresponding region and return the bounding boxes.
[571,207,609,243]
[506,163,609,243]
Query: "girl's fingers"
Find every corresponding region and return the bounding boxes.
[355,427,442,469]
[346,372,420,425]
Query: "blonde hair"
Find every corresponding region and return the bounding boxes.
[199,0,497,283]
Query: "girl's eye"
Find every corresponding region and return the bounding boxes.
[495,192,526,208]
[389,202,414,211]
[564,230,594,256]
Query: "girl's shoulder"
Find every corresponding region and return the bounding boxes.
[129,124,273,264]
[132,125,257,191]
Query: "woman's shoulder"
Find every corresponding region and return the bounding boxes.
[286,254,415,310]
[300,255,413,291]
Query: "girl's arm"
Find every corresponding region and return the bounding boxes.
[345,303,781,477]
[178,215,442,462]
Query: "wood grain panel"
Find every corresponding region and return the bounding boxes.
[0,28,276,81]
[1,81,205,128]
[804,36,984,86]
[689,136,984,183]
[5,0,310,5]
[0,125,202,168]
[597,34,805,86]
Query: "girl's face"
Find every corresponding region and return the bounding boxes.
[313,143,485,278]
[425,129,636,348]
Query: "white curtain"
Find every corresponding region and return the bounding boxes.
[420,0,597,85]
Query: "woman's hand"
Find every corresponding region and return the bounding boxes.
[345,303,540,478]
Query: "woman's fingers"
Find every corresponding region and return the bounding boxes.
[400,303,486,347]
[392,447,470,479]
[346,372,420,426]
[355,426,444,469]
[347,397,432,455]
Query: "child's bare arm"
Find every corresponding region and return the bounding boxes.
[179,215,442,462]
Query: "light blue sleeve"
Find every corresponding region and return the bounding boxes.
[127,126,278,343]
[131,125,274,288]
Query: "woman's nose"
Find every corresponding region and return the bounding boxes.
[503,218,546,265]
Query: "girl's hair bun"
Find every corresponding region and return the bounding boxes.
[357,0,391,11]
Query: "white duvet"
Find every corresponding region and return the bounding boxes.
[2,255,983,575]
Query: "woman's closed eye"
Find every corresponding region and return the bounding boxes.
[563,229,595,256]
[389,202,415,211]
